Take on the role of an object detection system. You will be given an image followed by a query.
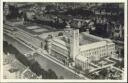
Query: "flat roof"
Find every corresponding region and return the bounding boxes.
[79,32,102,45]
[80,41,107,51]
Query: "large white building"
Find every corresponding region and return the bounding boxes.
[44,29,115,70]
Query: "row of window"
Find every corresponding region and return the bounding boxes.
[81,47,106,57]
[81,44,115,57]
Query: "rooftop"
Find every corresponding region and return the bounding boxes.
[80,41,107,51]
[54,31,103,46]
[76,55,88,62]
[79,32,105,45]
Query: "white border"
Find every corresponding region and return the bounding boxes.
[0,0,127,82]
[1,0,126,3]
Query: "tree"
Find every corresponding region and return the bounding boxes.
[58,32,63,36]
[41,69,48,79]
[47,69,58,79]
[99,68,108,79]
[3,41,31,66]
[30,61,42,76]
[7,5,19,19]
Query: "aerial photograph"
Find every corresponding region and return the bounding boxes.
[3,2,124,80]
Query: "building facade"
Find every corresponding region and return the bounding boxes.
[46,29,115,70]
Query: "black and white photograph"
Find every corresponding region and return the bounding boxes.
[1,0,127,82]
